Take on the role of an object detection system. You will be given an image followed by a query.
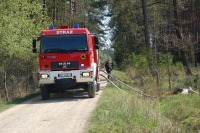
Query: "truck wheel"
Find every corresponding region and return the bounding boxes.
[88,83,96,98]
[41,85,50,100]
[96,83,100,92]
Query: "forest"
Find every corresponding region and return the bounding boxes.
[0,0,200,102]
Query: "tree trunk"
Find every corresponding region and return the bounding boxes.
[141,0,150,47]
[4,68,9,101]
[53,0,56,25]
[167,54,171,90]
[173,0,192,76]
[42,0,46,20]
[191,0,198,67]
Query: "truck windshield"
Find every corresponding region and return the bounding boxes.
[41,34,88,53]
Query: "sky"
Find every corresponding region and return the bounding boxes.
[101,6,112,50]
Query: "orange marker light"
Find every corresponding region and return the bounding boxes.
[81,54,86,59]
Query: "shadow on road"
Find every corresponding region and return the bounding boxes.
[21,89,102,105]
[21,74,107,105]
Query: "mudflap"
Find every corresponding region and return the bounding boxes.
[88,82,96,98]
[96,83,100,92]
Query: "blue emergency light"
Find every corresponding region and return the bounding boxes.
[74,24,80,28]
[49,25,55,30]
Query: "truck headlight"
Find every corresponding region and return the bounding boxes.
[82,72,90,77]
[40,74,49,79]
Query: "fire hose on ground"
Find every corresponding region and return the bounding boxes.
[99,70,159,99]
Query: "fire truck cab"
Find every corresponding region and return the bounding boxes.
[32,25,100,100]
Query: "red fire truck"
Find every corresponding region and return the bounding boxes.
[32,25,100,100]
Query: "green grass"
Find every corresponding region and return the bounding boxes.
[88,69,200,133]
[159,94,200,131]
[88,84,180,133]
[0,91,40,112]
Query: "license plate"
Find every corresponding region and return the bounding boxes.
[58,73,72,77]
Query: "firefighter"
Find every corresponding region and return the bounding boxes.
[105,60,112,79]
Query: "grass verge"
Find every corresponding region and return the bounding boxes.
[159,94,200,132]
[88,69,200,133]
[0,91,40,112]
[88,84,181,133]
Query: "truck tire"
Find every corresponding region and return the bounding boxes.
[96,83,100,92]
[88,83,96,98]
[41,85,50,100]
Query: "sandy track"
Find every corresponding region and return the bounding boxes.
[0,82,107,133]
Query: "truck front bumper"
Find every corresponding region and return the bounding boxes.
[38,70,95,85]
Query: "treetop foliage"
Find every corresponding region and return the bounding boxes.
[107,0,200,74]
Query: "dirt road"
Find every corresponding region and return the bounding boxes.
[0,82,107,133]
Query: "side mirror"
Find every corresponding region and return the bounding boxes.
[94,36,99,44]
[32,39,37,53]
[33,39,36,48]
[32,49,37,53]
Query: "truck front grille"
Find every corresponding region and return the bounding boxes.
[51,61,79,69]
